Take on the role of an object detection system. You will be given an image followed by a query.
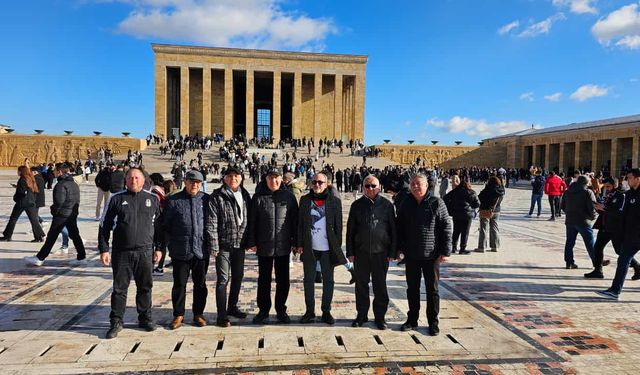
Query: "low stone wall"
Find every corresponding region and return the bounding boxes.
[376,144,478,167]
[0,134,146,168]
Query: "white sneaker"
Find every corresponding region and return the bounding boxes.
[24,256,44,266]
[71,258,88,267]
[56,246,69,255]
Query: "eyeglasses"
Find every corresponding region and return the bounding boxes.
[312,180,326,185]
[364,184,378,189]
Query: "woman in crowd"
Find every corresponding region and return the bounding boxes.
[476,176,505,253]
[0,166,46,242]
[444,177,480,254]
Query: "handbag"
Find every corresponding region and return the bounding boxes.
[478,196,502,220]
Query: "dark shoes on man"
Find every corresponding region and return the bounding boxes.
[584,270,604,279]
[139,320,158,332]
[276,311,291,324]
[321,312,335,325]
[566,263,578,269]
[252,310,269,324]
[351,316,368,327]
[216,318,231,327]
[375,319,387,330]
[400,321,418,332]
[299,311,316,324]
[227,307,247,319]
[0,236,11,242]
[106,321,123,339]
[428,324,440,336]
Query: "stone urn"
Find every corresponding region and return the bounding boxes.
[383,139,391,144]
[34,129,44,134]
[408,140,415,145]
[455,141,462,145]
[122,132,131,137]
[64,130,73,136]
[431,140,438,145]
[478,141,484,146]
[5,128,15,134]
[94,131,102,136]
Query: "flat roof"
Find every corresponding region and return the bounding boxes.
[152,43,368,64]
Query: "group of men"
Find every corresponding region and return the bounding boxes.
[96,166,453,339]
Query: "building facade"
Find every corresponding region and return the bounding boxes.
[480,114,640,175]
[153,44,367,142]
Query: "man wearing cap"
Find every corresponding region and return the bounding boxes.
[247,167,298,324]
[159,170,210,329]
[206,165,252,327]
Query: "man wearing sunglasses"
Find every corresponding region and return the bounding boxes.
[346,175,397,330]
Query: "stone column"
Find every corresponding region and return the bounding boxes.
[180,66,190,136]
[334,74,343,140]
[558,143,565,173]
[246,70,254,140]
[314,73,322,141]
[531,144,537,167]
[591,139,598,172]
[574,141,581,171]
[272,71,281,142]
[223,69,233,140]
[611,138,618,176]
[633,134,639,168]
[354,73,366,141]
[202,67,212,137]
[292,72,302,139]
[544,144,550,170]
[154,64,167,137]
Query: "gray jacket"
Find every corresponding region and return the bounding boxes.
[206,184,251,252]
[561,183,597,227]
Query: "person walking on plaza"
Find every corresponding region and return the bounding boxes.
[476,176,505,253]
[443,177,480,255]
[297,172,345,325]
[247,167,298,324]
[31,167,46,226]
[95,165,112,219]
[544,171,566,221]
[346,175,396,330]
[160,170,209,330]
[438,174,449,198]
[0,166,46,242]
[597,169,640,300]
[25,163,87,266]
[585,177,640,279]
[109,164,125,194]
[560,175,597,269]
[396,174,452,336]
[526,171,545,217]
[98,167,161,339]
[206,166,251,327]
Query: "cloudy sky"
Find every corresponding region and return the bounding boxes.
[0,0,639,144]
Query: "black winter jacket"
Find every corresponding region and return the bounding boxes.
[99,189,161,253]
[162,190,209,260]
[247,186,298,257]
[297,191,346,267]
[51,174,80,217]
[443,185,480,219]
[561,183,596,226]
[206,185,251,251]
[593,188,625,233]
[396,194,453,260]
[109,170,125,193]
[95,168,111,192]
[346,194,397,259]
[34,174,45,208]
[13,177,36,209]
[479,184,505,213]
[623,187,640,245]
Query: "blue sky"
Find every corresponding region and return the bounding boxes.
[1,0,639,145]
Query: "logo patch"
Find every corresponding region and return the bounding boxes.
[146,199,151,207]
[122,201,128,206]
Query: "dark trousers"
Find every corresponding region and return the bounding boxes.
[405,258,440,327]
[452,216,473,251]
[548,195,561,217]
[215,248,245,319]
[257,255,290,314]
[302,250,334,313]
[611,241,640,295]
[593,230,639,270]
[172,257,208,317]
[36,214,86,261]
[3,205,45,240]
[354,252,389,321]
[109,250,153,324]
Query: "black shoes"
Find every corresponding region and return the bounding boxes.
[458,249,471,255]
[299,311,316,324]
[30,238,44,243]
[566,263,578,269]
[428,324,440,336]
[276,311,291,324]
[252,310,269,324]
[227,307,247,319]
[375,320,387,330]
[0,236,11,242]
[216,318,231,327]
[315,271,323,284]
[138,321,158,332]
[321,311,335,325]
[400,321,417,332]
[106,321,123,339]
[348,268,356,284]
[351,316,368,327]
[632,271,640,281]
[584,270,604,279]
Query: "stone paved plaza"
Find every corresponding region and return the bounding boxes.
[0,149,639,374]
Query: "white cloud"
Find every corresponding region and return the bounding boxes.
[570,84,609,101]
[102,0,336,51]
[519,92,535,101]
[498,20,520,35]
[552,0,598,15]
[592,3,640,49]
[518,13,566,37]
[426,116,537,137]
[544,92,562,102]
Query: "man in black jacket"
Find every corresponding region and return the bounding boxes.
[95,166,112,219]
[247,167,298,324]
[346,175,396,330]
[109,164,125,194]
[99,167,161,339]
[206,166,251,327]
[396,173,452,336]
[25,163,87,267]
[560,175,597,269]
[160,170,209,330]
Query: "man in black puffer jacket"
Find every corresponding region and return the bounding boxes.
[396,173,452,336]
[26,163,86,266]
[160,170,209,330]
[443,178,480,254]
[247,167,298,324]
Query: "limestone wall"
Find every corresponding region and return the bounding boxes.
[376,144,478,167]
[0,134,146,168]
[440,145,508,169]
